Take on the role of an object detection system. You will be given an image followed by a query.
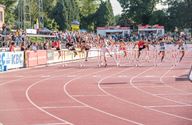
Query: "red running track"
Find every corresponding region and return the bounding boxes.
[0,54,192,125]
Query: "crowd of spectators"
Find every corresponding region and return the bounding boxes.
[0,26,191,52]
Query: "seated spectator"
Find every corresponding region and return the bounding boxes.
[31,43,37,51]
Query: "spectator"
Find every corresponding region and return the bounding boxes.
[20,42,25,51]
[31,43,37,51]
[9,42,15,52]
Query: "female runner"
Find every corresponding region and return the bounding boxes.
[158,38,166,62]
[99,38,112,67]
[177,38,185,62]
[80,40,91,61]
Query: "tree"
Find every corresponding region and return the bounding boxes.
[76,0,100,30]
[0,0,17,26]
[43,0,58,30]
[117,0,161,24]
[76,0,100,17]
[50,0,66,30]
[163,0,192,31]
[116,14,132,27]
[49,0,80,30]
[149,10,167,25]
[64,0,79,29]
[94,0,115,28]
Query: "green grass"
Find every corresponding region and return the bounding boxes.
[29,37,45,43]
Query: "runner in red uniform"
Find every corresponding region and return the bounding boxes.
[55,40,61,59]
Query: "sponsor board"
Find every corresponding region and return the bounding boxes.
[0,52,24,70]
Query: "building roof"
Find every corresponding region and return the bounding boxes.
[97,26,130,30]
[138,24,164,29]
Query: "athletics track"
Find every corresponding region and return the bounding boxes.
[0,51,192,125]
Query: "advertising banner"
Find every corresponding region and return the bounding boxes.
[0,51,24,70]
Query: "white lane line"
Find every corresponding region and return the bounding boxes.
[154,93,192,96]
[26,77,74,125]
[98,67,192,121]
[15,75,24,78]
[34,123,69,125]
[144,75,158,78]
[101,85,168,89]
[145,105,192,108]
[143,75,178,78]
[26,68,83,125]
[130,67,189,105]
[92,75,101,78]
[41,75,51,78]
[64,67,144,125]
[0,67,68,87]
[0,78,25,86]
[0,108,36,112]
[129,67,192,120]
[71,94,108,97]
[66,75,77,78]
[160,66,192,95]
[41,106,87,109]
[118,75,128,78]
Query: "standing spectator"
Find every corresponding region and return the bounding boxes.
[1,42,7,52]
[20,42,25,51]
[43,41,49,50]
[9,42,15,52]
[51,41,56,48]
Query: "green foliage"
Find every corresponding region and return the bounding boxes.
[117,0,192,31]
[77,0,100,31]
[49,1,65,30]
[76,0,100,17]
[1,0,115,31]
[117,0,160,24]
[44,18,59,31]
[94,0,115,27]
[0,0,17,26]
[149,10,167,25]
[166,0,192,31]
[49,0,80,31]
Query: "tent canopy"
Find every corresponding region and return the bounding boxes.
[71,20,80,25]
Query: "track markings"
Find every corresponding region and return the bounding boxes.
[143,75,177,78]
[0,108,36,112]
[41,106,87,109]
[144,75,158,78]
[117,75,128,78]
[146,105,192,108]
[72,94,108,97]
[98,65,192,121]
[34,123,69,125]
[92,75,101,78]
[15,75,24,78]
[64,67,145,125]
[154,93,192,96]
[41,75,51,78]
[66,75,77,78]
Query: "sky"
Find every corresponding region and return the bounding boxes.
[110,0,167,16]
